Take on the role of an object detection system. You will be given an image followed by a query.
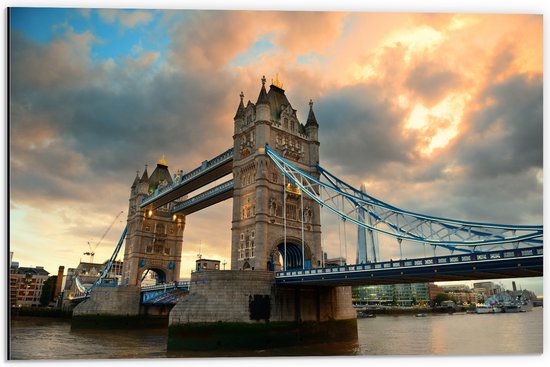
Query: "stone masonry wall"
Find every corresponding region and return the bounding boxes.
[169,271,355,325]
[72,286,141,316]
[170,271,274,324]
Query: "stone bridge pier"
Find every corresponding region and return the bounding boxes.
[168,271,357,350]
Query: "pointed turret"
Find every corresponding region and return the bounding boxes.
[305,99,319,128]
[148,155,173,194]
[140,165,149,182]
[305,99,319,143]
[136,165,150,195]
[234,91,245,120]
[256,76,271,122]
[256,76,269,105]
[131,171,140,189]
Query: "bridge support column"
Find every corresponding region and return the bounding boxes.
[71,286,167,329]
[167,271,357,351]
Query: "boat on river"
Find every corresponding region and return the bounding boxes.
[357,312,376,318]
[475,304,493,314]
[502,303,522,313]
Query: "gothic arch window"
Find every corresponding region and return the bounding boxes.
[291,120,295,132]
[239,230,256,259]
[286,203,297,220]
[276,202,283,217]
[284,118,288,129]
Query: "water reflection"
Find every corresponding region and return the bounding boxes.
[9,307,543,359]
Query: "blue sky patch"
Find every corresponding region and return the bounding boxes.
[228,34,276,68]
[10,8,172,66]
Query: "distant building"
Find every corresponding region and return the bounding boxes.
[10,263,50,308]
[352,283,430,307]
[195,258,220,272]
[440,284,472,292]
[427,283,445,302]
[445,290,478,305]
[473,281,501,297]
[63,260,123,300]
[438,284,483,304]
[325,257,347,267]
[53,266,65,301]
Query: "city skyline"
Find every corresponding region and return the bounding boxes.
[8,9,543,294]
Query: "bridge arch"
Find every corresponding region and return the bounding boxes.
[268,237,312,271]
[139,267,167,287]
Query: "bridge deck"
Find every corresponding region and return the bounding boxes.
[276,247,543,287]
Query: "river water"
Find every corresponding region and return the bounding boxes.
[8,307,543,360]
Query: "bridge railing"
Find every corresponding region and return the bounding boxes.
[141,148,234,207]
[141,280,190,292]
[276,246,543,278]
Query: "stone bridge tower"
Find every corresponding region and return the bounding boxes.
[121,158,184,286]
[231,76,322,272]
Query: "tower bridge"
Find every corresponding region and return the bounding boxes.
[72,76,543,350]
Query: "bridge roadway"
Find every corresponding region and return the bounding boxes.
[275,246,543,286]
[141,281,190,304]
[140,148,234,210]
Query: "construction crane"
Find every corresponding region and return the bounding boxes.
[84,211,124,263]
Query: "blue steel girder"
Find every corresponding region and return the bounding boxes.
[77,226,128,297]
[264,145,543,250]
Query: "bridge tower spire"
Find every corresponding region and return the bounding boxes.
[231,75,322,271]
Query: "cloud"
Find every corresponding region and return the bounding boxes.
[405,62,461,105]
[97,9,154,28]
[168,10,346,72]
[10,29,242,210]
[317,82,417,176]
[10,30,95,92]
[455,73,543,178]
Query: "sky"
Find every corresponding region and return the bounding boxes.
[7,5,544,294]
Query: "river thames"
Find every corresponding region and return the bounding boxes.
[9,307,542,360]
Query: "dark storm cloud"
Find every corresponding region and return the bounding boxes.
[317,82,416,176]
[395,169,542,225]
[405,62,461,105]
[455,73,542,178]
[10,30,240,208]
